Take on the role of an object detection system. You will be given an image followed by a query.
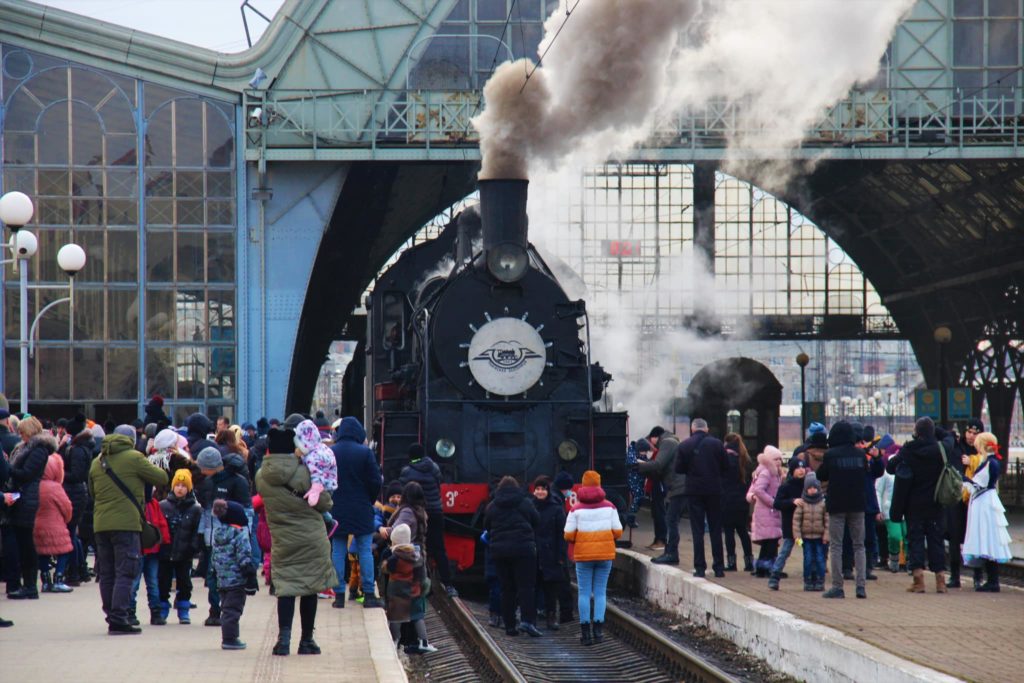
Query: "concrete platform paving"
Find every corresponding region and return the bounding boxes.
[621,507,1024,683]
[0,582,406,682]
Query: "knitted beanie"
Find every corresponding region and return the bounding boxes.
[553,471,575,492]
[581,470,601,487]
[196,446,223,470]
[213,499,247,527]
[391,523,412,546]
[171,468,193,492]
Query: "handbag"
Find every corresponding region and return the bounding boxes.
[100,456,161,549]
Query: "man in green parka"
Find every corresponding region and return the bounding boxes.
[88,426,168,634]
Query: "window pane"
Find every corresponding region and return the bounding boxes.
[175,99,205,167]
[3,133,35,165]
[72,289,105,341]
[988,0,1017,16]
[988,21,1019,66]
[177,199,204,226]
[36,347,69,400]
[478,0,508,21]
[71,169,102,197]
[73,346,104,400]
[206,108,234,168]
[208,290,235,339]
[207,233,235,282]
[108,347,139,399]
[207,172,233,198]
[109,289,138,341]
[72,197,104,227]
[145,289,176,340]
[38,105,70,164]
[35,229,71,281]
[953,0,982,16]
[71,101,103,165]
[207,200,233,226]
[177,289,207,341]
[146,170,174,197]
[40,170,69,196]
[107,199,138,226]
[176,346,207,398]
[953,21,984,66]
[145,107,172,167]
[177,171,204,197]
[146,347,175,397]
[74,230,105,282]
[106,170,138,198]
[107,134,137,166]
[146,231,174,282]
[177,232,205,282]
[209,348,235,400]
[145,198,173,226]
[108,230,138,282]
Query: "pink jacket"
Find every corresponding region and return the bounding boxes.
[748,448,783,543]
[34,454,73,555]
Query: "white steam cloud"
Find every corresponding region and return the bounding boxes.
[473,0,915,187]
[474,0,915,435]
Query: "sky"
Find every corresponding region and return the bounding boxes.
[37,0,286,52]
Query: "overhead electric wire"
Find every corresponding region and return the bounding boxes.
[520,0,582,93]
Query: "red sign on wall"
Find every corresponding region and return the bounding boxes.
[603,240,641,257]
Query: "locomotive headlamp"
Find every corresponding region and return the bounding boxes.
[557,439,580,462]
[486,242,529,283]
[435,438,456,459]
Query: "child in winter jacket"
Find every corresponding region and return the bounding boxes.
[793,472,829,591]
[212,499,258,650]
[875,469,905,573]
[383,523,435,654]
[768,456,807,590]
[35,454,74,593]
[251,493,272,586]
[293,419,338,535]
[748,446,784,577]
[130,494,170,624]
[159,469,202,623]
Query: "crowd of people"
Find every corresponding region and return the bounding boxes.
[628,415,1012,598]
[0,391,1014,656]
[0,397,465,654]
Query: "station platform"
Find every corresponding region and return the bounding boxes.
[0,583,406,682]
[619,507,1024,683]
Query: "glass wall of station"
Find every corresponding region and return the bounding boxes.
[0,44,237,423]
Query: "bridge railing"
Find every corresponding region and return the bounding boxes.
[243,87,1022,156]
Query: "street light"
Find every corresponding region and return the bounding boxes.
[1,191,86,415]
[796,352,810,436]
[934,325,952,428]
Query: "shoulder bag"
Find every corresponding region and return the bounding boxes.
[100,456,161,548]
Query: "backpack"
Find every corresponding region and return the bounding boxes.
[933,442,962,507]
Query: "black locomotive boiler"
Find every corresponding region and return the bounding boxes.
[360,178,627,572]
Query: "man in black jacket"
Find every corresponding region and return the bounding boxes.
[399,443,457,596]
[886,417,947,593]
[674,419,729,577]
[816,420,868,599]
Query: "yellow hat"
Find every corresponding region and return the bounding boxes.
[582,470,601,487]
[171,468,193,492]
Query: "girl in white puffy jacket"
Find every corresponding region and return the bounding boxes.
[875,471,905,572]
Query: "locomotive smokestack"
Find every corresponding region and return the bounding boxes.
[455,206,481,266]
[479,179,528,250]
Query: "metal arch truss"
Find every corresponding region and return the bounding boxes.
[243,87,1024,162]
[959,285,1024,399]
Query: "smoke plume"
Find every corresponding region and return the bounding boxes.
[473,0,915,187]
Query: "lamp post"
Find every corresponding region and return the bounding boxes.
[934,325,952,428]
[1,191,86,414]
[669,377,679,434]
[796,352,810,436]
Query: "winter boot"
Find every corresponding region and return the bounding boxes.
[176,601,192,624]
[935,572,948,593]
[204,607,221,626]
[273,628,291,656]
[127,608,140,626]
[150,608,166,625]
[41,570,54,593]
[888,558,900,573]
[297,637,321,655]
[725,555,737,571]
[907,568,925,593]
[768,574,780,590]
[546,611,560,631]
[946,568,960,588]
[743,555,754,573]
[159,600,171,620]
[979,562,1000,592]
[51,574,73,593]
[519,622,543,637]
[332,594,345,609]
[972,567,985,590]
[79,561,93,583]
[580,622,594,646]
[592,621,604,644]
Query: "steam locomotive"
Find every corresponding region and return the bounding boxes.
[351,179,627,571]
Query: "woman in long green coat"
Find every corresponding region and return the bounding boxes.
[256,426,337,656]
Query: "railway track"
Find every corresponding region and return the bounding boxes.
[426,588,739,683]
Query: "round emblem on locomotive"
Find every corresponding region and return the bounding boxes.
[467,317,546,395]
